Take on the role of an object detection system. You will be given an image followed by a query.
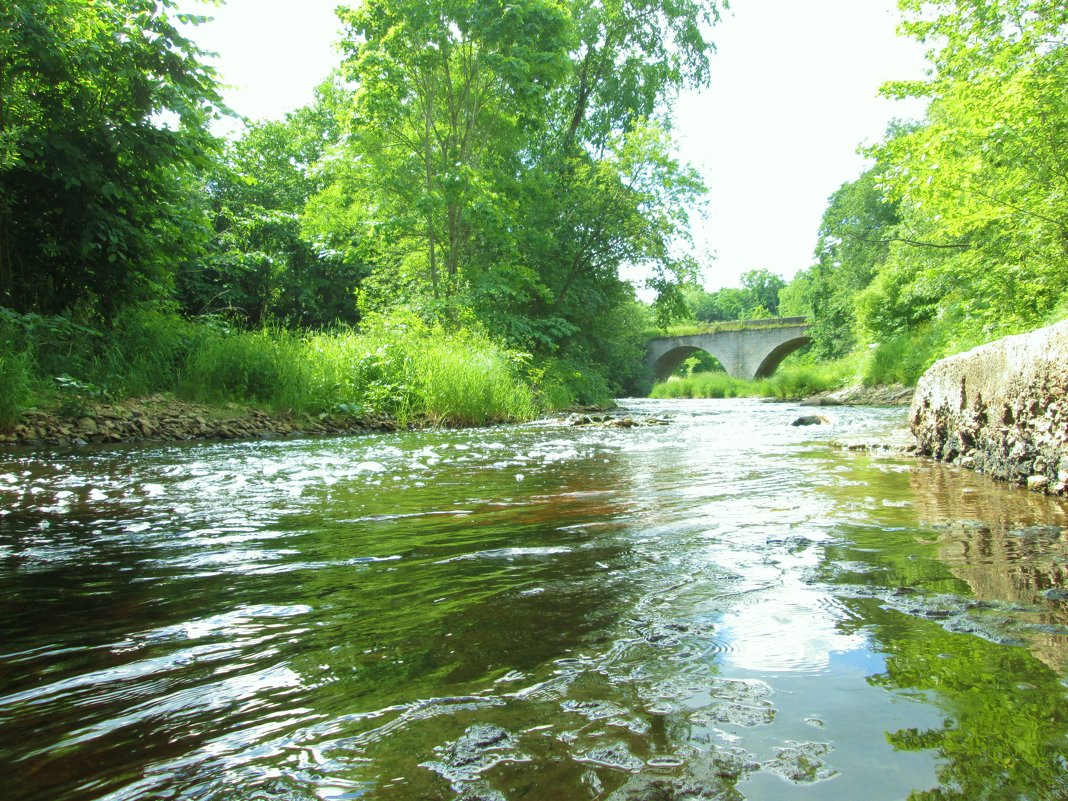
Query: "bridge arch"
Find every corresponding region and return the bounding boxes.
[646,318,812,382]
[753,335,813,378]
[649,345,735,382]
[649,346,713,381]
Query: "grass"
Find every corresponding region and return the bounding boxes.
[0,350,31,429]
[650,357,858,400]
[0,307,567,431]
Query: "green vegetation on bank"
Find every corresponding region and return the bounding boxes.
[0,0,719,434]
[0,308,613,430]
[659,0,1068,394]
[4,0,1066,426]
[777,0,1068,380]
[651,356,858,401]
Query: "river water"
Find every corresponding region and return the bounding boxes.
[2,398,1068,801]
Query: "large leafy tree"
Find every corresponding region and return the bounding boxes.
[0,0,225,318]
[317,0,720,359]
[528,0,720,336]
[332,0,572,303]
[781,164,901,358]
[865,0,1068,341]
[180,81,367,327]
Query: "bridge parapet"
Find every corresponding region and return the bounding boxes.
[647,318,812,381]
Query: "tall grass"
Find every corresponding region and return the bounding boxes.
[858,324,989,387]
[0,350,31,429]
[650,357,858,400]
[0,306,556,430]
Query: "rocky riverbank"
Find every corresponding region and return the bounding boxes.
[0,394,397,449]
[910,320,1068,496]
[803,383,914,406]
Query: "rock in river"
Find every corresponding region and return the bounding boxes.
[910,319,1068,495]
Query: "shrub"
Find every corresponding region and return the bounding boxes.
[0,349,31,430]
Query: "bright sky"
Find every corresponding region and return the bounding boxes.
[181,0,929,292]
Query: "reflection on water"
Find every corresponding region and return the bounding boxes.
[2,399,1068,800]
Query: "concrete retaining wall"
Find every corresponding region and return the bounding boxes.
[910,320,1068,495]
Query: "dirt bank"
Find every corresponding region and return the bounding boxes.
[0,394,397,449]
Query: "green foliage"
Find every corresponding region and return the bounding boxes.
[533,358,613,408]
[312,0,718,384]
[300,313,541,426]
[785,161,903,359]
[771,0,1068,386]
[864,0,1068,345]
[650,357,857,400]
[1,0,725,405]
[858,320,989,388]
[0,349,30,429]
[0,0,225,317]
[185,327,310,409]
[0,305,550,427]
[679,269,788,325]
[179,83,367,327]
[0,306,104,380]
[650,372,755,400]
[101,307,197,397]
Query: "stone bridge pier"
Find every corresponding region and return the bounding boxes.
[646,318,812,381]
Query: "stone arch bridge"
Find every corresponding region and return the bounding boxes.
[647,317,812,381]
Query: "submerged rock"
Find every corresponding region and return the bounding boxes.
[605,745,753,800]
[689,701,776,727]
[574,742,645,772]
[420,724,522,784]
[910,319,1068,495]
[763,741,837,784]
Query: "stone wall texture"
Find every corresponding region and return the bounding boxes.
[910,320,1068,495]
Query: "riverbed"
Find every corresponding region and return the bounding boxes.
[2,398,1068,800]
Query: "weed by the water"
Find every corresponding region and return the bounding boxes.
[651,357,857,400]
[0,350,31,430]
[0,305,560,429]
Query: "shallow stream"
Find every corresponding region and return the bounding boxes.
[3,399,1068,800]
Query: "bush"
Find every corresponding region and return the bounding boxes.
[183,327,310,409]
[0,349,31,430]
[861,327,947,387]
[102,307,196,396]
[532,358,612,408]
[0,305,551,428]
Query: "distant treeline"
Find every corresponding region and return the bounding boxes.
[679,0,1068,389]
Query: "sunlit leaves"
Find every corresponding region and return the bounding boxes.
[0,0,226,316]
[864,0,1068,340]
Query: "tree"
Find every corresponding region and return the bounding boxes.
[866,0,1068,342]
[738,269,785,317]
[679,269,787,325]
[179,81,367,327]
[784,163,901,358]
[333,0,571,302]
[318,0,721,370]
[0,0,225,317]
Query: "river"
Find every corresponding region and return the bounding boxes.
[2,398,1068,801]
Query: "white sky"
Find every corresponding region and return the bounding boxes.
[181,0,929,292]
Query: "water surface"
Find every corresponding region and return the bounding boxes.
[2,399,1068,800]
